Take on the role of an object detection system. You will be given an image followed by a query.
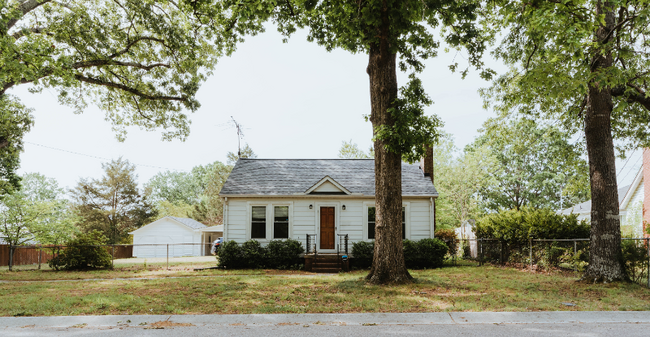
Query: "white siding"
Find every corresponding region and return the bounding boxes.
[224,197,435,251]
[621,180,645,236]
[132,218,201,258]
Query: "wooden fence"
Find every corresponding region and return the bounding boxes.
[0,245,133,267]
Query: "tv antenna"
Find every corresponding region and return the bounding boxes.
[231,116,244,158]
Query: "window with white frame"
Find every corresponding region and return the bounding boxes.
[251,206,266,239]
[273,206,289,239]
[368,206,405,240]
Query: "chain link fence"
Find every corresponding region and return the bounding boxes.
[441,237,650,288]
[1,243,214,270]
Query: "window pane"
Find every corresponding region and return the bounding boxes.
[368,207,375,240]
[274,223,289,238]
[402,207,406,239]
[274,206,289,239]
[252,206,266,221]
[252,223,266,239]
[274,206,288,222]
[251,206,266,239]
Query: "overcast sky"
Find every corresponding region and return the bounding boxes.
[12,27,643,192]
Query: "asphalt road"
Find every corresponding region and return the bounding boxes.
[2,312,650,337]
[4,323,650,336]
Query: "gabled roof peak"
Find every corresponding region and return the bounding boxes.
[305,175,351,195]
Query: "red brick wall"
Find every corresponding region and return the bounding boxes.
[643,148,650,237]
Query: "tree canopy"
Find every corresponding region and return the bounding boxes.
[2,0,220,139]
[0,95,33,198]
[70,158,156,244]
[482,0,650,282]
[338,140,374,159]
[469,118,590,211]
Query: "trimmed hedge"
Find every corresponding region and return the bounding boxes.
[351,238,448,269]
[475,207,589,245]
[217,239,304,269]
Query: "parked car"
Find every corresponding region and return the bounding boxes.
[211,237,223,255]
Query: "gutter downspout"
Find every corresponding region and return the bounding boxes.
[430,197,435,238]
[223,197,228,242]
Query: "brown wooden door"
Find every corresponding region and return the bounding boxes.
[320,207,335,249]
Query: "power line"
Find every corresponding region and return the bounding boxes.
[616,149,636,177]
[618,155,642,184]
[24,141,188,172]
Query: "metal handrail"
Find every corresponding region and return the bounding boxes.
[305,234,317,254]
[336,234,349,255]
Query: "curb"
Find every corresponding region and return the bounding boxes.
[1,311,649,328]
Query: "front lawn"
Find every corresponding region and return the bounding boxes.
[0,256,306,281]
[1,264,649,316]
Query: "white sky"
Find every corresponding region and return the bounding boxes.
[11,27,643,192]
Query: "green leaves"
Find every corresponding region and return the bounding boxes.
[468,117,590,211]
[0,95,33,198]
[483,0,650,152]
[3,0,221,142]
[373,75,442,163]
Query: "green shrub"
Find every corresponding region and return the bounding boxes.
[266,239,304,269]
[402,239,419,268]
[476,207,589,245]
[217,240,244,269]
[475,207,591,267]
[218,239,304,269]
[434,229,458,256]
[241,240,266,269]
[352,239,448,269]
[622,239,648,284]
[351,241,374,269]
[48,230,112,270]
[415,238,448,268]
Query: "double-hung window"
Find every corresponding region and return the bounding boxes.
[367,206,406,240]
[251,206,266,239]
[273,206,289,239]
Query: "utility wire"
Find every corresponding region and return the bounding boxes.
[618,155,642,185]
[616,149,636,177]
[25,141,188,172]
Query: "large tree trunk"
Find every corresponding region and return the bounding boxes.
[365,9,412,285]
[582,1,625,282]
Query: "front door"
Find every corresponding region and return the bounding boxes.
[320,207,335,250]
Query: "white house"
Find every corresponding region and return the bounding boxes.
[130,216,222,258]
[561,148,649,237]
[218,158,438,253]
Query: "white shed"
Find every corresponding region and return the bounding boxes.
[130,216,208,258]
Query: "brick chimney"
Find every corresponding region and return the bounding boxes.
[420,145,434,183]
[643,148,650,237]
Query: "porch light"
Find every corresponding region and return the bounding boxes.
[342,205,346,210]
[309,204,313,209]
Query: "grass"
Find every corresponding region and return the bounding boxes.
[0,256,308,281]
[1,263,649,316]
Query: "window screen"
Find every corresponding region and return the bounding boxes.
[251,206,266,239]
[367,206,406,239]
[274,206,289,239]
[368,207,376,239]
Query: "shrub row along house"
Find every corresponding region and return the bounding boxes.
[218,157,438,254]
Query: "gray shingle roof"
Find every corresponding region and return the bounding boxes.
[169,216,207,230]
[220,159,437,197]
[560,184,630,215]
